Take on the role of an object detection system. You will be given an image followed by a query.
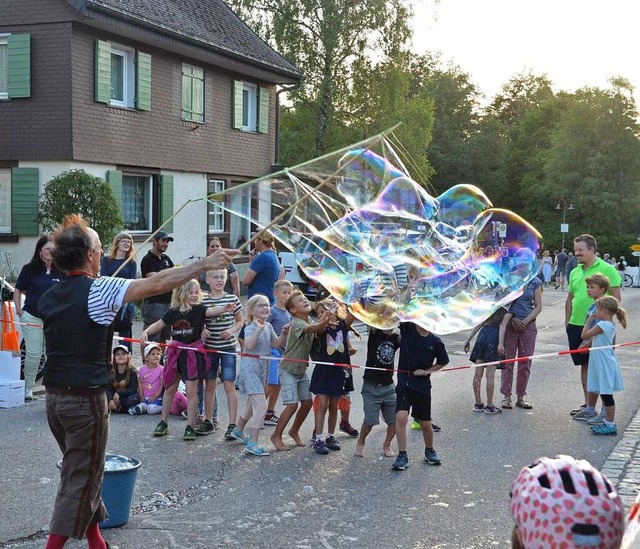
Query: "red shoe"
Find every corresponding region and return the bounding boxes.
[339,421,359,437]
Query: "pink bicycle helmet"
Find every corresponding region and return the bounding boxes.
[510,455,625,548]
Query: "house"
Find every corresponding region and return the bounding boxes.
[0,0,302,273]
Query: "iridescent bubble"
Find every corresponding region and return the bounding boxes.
[215,133,541,334]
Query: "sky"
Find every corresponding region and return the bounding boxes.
[411,0,640,104]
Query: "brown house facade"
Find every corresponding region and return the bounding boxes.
[0,0,302,270]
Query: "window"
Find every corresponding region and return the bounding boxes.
[182,64,204,123]
[233,81,269,133]
[242,83,257,131]
[122,175,153,232]
[207,179,225,233]
[110,46,135,108]
[0,169,10,233]
[0,36,7,99]
[229,183,251,248]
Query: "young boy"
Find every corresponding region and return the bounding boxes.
[573,273,610,423]
[264,279,293,425]
[202,269,243,439]
[355,327,400,458]
[392,322,449,471]
[269,290,330,451]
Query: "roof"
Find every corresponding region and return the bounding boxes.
[77,0,302,80]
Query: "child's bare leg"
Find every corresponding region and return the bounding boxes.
[355,424,372,457]
[266,384,280,413]
[485,365,496,406]
[289,399,312,446]
[223,380,238,425]
[185,380,199,427]
[395,411,409,451]
[270,403,297,450]
[161,379,180,423]
[383,423,396,457]
[327,396,340,434]
[472,364,484,404]
[204,379,217,422]
[419,419,434,448]
[314,395,329,436]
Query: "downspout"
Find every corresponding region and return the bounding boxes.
[272,82,302,172]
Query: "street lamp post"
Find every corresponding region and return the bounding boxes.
[556,199,575,249]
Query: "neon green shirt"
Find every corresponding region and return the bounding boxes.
[568,258,621,326]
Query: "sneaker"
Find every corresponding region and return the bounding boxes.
[195,419,215,436]
[230,428,250,444]
[224,424,237,441]
[183,425,196,441]
[484,404,502,414]
[25,388,34,401]
[424,448,441,465]
[313,438,329,455]
[515,399,533,410]
[392,453,409,471]
[432,423,441,432]
[245,442,270,456]
[573,409,598,422]
[591,423,617,436]
[411,419,421,430]
[570,404,586,416]
[128,405,142,415]
[501,398,513,409]
[181,410,189,420]
[264,413,279,426]
[473,403,485,412]
[153,420,169,437]
[339,421,359,437]
[587,412,606,425]
[212,417,220,430]
[325,435,341,451]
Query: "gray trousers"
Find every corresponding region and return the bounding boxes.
[142,301,171,342]
[46,390,109,538]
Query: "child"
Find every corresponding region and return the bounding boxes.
[231,295,289,456]
[202,269,244,441]
[572,274,609,422]
[466,308,511,414]
[580,296,626,436]
[338,330,360,437]
[264,279,293,425]
[392,322,449,471]
[143,279,233,441]
[107,345,140,413]
[309,299,355,454]
[130,343,188,416]
[355,327,400,458]
[269,290,330,451]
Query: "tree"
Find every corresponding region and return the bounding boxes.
[36,170,124,245]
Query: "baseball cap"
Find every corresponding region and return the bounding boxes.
[144,343,163,357]
[154,231,174,242]
[112,345,130,355]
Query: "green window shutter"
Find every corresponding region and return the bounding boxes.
[258,86,269,134]
[7,34,31,99]
[95,40,111,103]
[11,167,39,236]
[159,174,174,233]
[106,170,123,208]
[181,68,193,120]
[192,67,204,122]
[135,51,152,111]
[232,80,244,129]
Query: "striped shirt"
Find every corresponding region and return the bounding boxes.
[88,277,132,326]
[202,293,242,350]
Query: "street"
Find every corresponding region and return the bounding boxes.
[1,287,639,548]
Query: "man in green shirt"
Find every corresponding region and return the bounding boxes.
[565,234,621,415]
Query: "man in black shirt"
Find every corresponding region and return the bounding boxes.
[354,327,400,458]
[140,231,174,342]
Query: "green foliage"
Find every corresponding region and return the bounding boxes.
[36,169,124,245]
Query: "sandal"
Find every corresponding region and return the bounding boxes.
[245,442,270,456]
[516,399,533,410]
[501,398,512,409]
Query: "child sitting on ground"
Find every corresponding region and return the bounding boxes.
[107,345,140,413]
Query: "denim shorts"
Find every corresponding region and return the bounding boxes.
[210,351,237,381]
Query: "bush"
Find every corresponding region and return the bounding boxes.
[36,170,124,245]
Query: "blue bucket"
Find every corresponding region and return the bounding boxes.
[57,453,141,529]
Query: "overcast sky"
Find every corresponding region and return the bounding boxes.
[411,0,640,104]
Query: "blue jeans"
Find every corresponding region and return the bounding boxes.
[211,352,237,382]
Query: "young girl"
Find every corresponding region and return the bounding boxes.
[465,308,511,414]
[309,299,355,455]
[142,279,233,441]
[107,345,140,413]
[130,343,188,416]
[581,296,626,436]
[231,295,289,456]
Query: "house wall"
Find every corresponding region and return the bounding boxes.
[71,24,277,177]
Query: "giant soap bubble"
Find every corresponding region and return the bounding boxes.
[211,132,541,334]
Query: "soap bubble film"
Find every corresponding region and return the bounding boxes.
[211,132,541,334]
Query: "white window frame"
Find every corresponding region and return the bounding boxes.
[122,174,154,233]
[242,83,257,132]
[207,179,225,233]
[0,34,9,100]
[0,168,11,233]
[110,44,135,108]
[229,182,251,247]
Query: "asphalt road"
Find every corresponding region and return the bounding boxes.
[1,287,639,548]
